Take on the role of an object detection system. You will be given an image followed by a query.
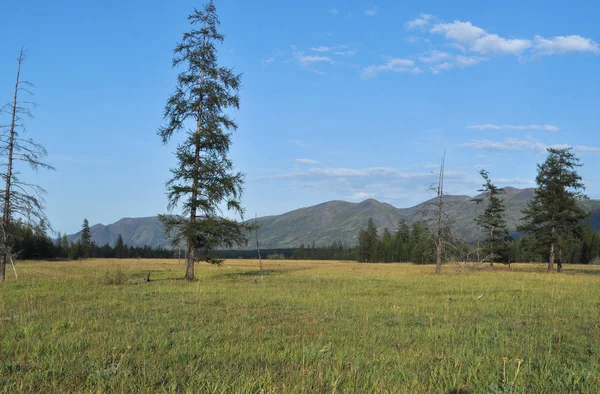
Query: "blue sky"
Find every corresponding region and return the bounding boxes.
[1,0,600,235]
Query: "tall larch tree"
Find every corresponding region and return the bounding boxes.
[158,1,251,281]
[518,148,588,273]
[473,170,509,266]
[0,49,53,282]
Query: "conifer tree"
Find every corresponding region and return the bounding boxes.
[518,148,588,272]
[158,1,251,280]
[357,218,379,262]
[115,234,125,258]
[80,219,92,258]
[473,170,509,266]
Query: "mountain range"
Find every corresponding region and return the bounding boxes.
[68,187,600,249]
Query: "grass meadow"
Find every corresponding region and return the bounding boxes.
[1,259,599,393]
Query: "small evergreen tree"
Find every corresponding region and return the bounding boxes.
[473,170,509,266]
[60,234,69,259]
[357,218,379,262]
[80,219,92,258]
[518,148,588,272]
[115,234,126,258]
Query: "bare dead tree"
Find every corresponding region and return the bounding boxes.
[413,152,454,274]
[434,154,445,274]
[255,214,263,279]
[0,49,54,282]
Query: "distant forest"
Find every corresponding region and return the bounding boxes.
[11,215,600,265]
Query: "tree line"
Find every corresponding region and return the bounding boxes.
[10,218,174,261]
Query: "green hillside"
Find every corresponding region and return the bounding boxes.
[68,188,600,248]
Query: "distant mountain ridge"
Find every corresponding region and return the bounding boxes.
[67,187,600,249]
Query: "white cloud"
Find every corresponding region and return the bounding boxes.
[364,6,378,16]
[362,58,420,78]
[455,55,485,67]
[431,20,486,45]
[295,53,333,67]
[406,13,434,30]
[252,165,490,207]
[573,145,600,153]
[471,34,532,54]
[461,137,599,154]
[310,46,331,53]
[329,8,338,16]
[424,17,598,59]
[333,49,358,56]
[467,124,559,132]
[261,57,275,65]
[419,50,451,63]
[348,191,376,201]
[430,20,531,55]
[309,45,358,57]
[426,54,485,73]
[534,35,600,55]
[295,158,320,165]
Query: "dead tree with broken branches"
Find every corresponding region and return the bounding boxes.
[0,49,54,282]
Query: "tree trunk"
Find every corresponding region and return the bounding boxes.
[185,60,206,282]
[0,50,23,284]
[435,240,442,274]
[435,154,445,275]
[0,254,5,282]
[548,242,555,273]
[185,244,195,281]
[557,247,563,273]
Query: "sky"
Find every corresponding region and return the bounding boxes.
[1,0,600,235]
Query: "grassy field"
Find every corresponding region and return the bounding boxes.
[1,259,599,393]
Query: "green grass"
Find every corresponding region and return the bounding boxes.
[1,259,599,393]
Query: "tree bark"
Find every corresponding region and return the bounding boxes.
[557,247,563,273]
[548,242,555,273]
[0,254,5,283]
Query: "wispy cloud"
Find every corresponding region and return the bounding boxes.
[428,54,485,73]
[534,35,600,55]
[328,8,339,16]
[430,20,532,55]
[362,58,421,78]
[402,14,599,74]
[364,6,378,16]
[310,46,331,53]
[461,137,599,154]
[294,52,333,67]
[309,44,359,57]
[419,50,451,63]
[261,57,275,65]
[467,124,560,132]
[406,13,434,30]
[252,165,482,206]
[295,158,320,165]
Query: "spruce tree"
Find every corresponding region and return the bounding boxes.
[473,170,509,266]
[158,1,250,280]
[115,234,125,258]
[518,148,588,272]
[80,219,92,258]
[357,218,378,262]
[60,234,69,259]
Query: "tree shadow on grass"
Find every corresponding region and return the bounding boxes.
[212,267,313,280]
[564,267,600,276]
